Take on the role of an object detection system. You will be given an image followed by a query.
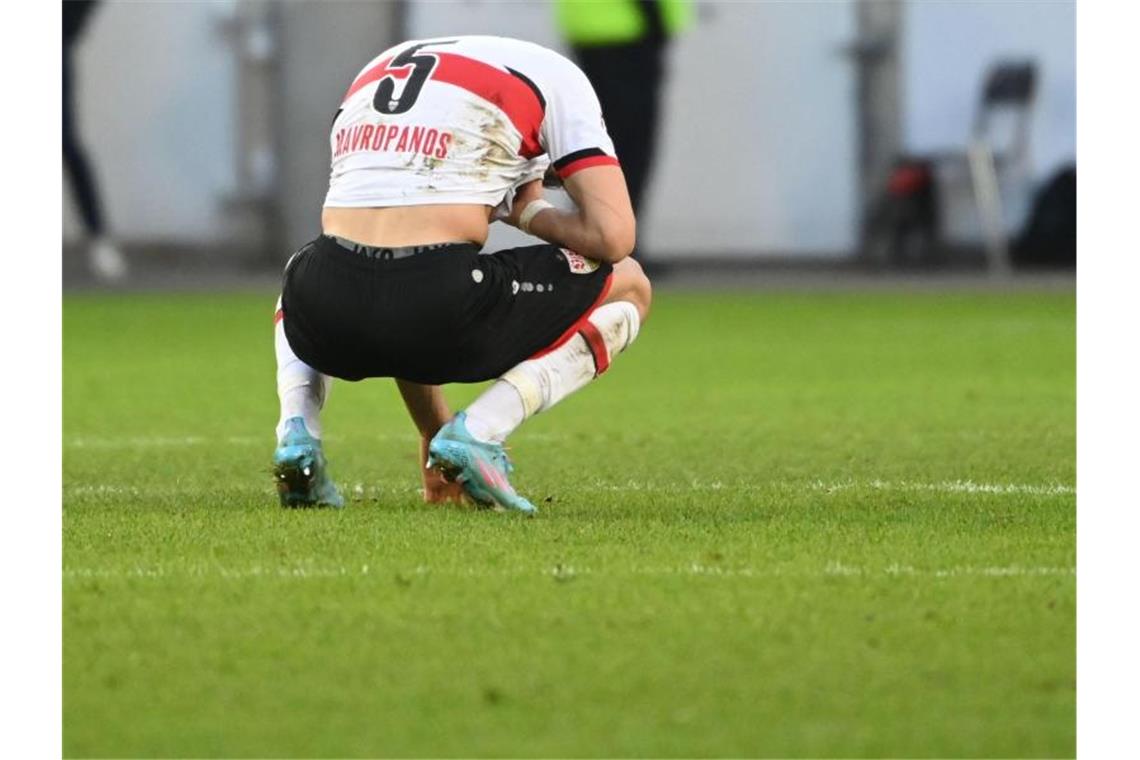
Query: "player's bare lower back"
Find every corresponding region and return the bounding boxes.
[321,205,493,248]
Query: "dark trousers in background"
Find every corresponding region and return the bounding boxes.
[63,0,105,237]
[572,40,666,219]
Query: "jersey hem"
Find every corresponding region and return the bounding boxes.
[324,196,498,209]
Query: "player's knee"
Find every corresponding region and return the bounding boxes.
[624,258,652,322]
[606,257,651,322]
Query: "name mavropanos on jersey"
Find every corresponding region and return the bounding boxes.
[324,35,620,211]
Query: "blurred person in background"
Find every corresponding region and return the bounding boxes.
[557,0,691,265]
[64,0,127,281]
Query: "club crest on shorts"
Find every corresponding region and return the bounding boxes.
[561,249,600,274]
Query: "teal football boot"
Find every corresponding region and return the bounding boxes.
[427,412,537,515]
[273,417,344,508]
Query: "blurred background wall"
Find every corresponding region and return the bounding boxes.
[63,1,238,245]
[902,0,1075,245]
[63,0,400,261]
[62,0,1075,266]
[904,0,1075,180]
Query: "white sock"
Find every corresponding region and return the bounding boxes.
[463,381,526,443]
[464,300,641,443]
[275,301,331,442]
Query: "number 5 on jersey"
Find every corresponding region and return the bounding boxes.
[373,40,456,115]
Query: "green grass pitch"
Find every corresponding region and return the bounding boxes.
[63,288,1075,758]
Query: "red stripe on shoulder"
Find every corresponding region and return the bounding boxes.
[431,53,544,157]
[556,154,620,180]
[342,56,397,103]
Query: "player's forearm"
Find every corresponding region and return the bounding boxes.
[527,206,635,264]
[395,379,451,438]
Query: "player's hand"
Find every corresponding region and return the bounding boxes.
[418,437,469,505]
[422,465,469,504]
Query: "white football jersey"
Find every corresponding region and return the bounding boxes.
[324,36,619,210]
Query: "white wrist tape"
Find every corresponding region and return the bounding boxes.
[518,199,555,235]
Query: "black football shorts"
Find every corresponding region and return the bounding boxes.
[279,235,614,384]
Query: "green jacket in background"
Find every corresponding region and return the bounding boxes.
[556,0,693,46]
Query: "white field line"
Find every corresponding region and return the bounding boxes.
[67,434,360,449]
[61,437,1076,497]
[579,479,1074,496]
[62,562,1075,582]
[65,483,272,497]
[809,479,1075,497]
[64,432,567,449]
[63,478,1075,499]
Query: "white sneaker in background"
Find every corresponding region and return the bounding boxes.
[89,238,128,282]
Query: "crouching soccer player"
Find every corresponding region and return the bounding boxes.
[272,36,651,513]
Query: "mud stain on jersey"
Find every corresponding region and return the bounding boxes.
[404,100,524,193]
[448,100,520,183]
